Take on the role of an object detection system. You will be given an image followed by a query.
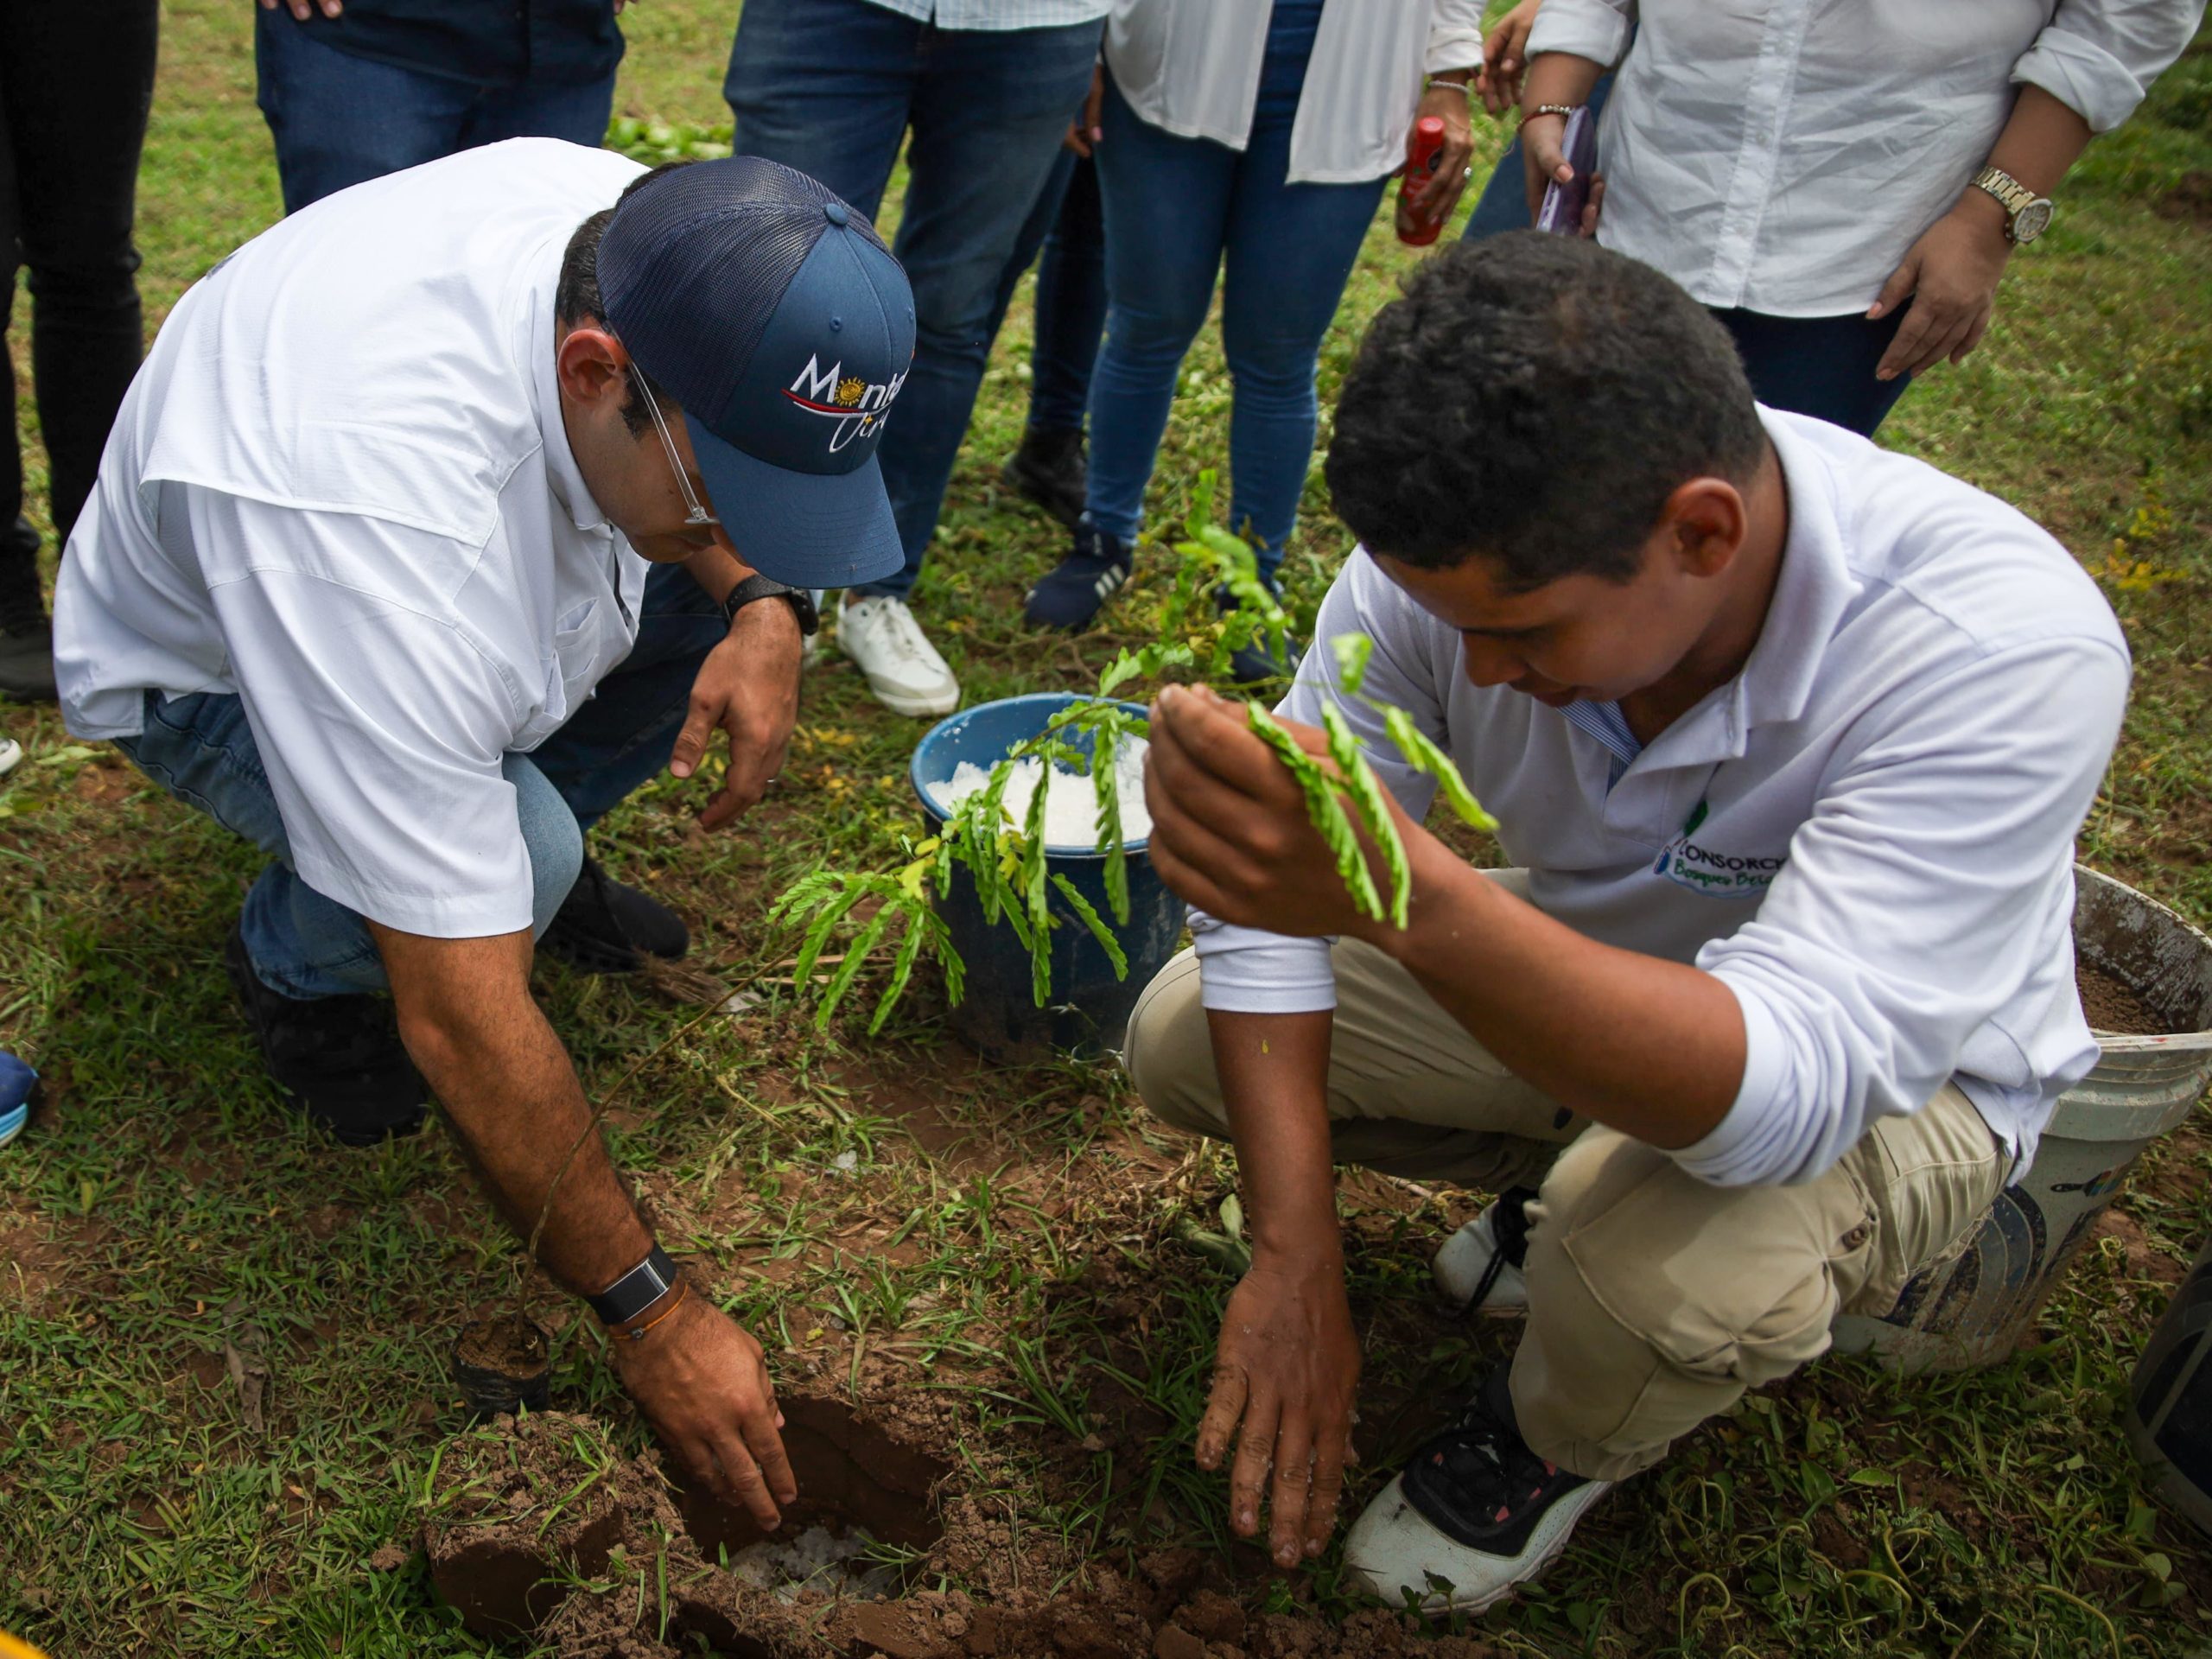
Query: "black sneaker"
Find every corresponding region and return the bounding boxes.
[222,927,428,1147]
[1023,521,1131,631]
[1343,1367,1613,1614]
[539,855,690,975]
[999,425,1087,531]
[0,521,55,703]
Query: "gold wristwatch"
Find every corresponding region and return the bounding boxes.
[1970,165,2054,245]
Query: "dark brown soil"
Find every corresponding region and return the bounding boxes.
[455,1314,550,1375]
[2078,961,2177,1035]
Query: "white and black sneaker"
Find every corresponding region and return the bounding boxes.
[1431,1185,1538,1314]
[1344,1367,1613,1615]
[1024,521,1131,631]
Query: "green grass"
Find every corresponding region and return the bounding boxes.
[5,5,2212,1656]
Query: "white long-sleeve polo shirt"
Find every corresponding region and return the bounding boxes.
[1527,0,2207,316]
[1104,0,1488,186]
[55,139,652,940]
[1191,409,2130,1187]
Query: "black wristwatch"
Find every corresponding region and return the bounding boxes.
[588,1243,678,1327]
[720,573,818,637]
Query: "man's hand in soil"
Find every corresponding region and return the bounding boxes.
[373,925,798,1527]
[611,1291,796,1529]
[1200,1251,1360,1568]
[670,590,801,830]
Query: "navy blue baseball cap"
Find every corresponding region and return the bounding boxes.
[598,158,916,588]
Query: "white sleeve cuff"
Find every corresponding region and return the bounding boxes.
[1425,0,1490,74]
[1192,920,1339,1014]
[2012,25,2158,132]
[1526,0,1633,70]
[1669,979,1793,1186]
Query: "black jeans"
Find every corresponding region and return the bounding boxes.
[1,0,159,577]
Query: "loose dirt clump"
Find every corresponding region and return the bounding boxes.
[2078,960,2177,1035]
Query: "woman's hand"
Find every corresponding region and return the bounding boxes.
[1476,0,1542,116]
[1405,82,1478,229]
[1868,193,2013,382]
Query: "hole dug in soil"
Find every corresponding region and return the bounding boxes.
[422,1397,955,1657]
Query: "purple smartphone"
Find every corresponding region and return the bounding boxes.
[1535,105,1599,235]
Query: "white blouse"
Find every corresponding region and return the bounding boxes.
[1529,0,2208,315]
[1103,0,1488,186]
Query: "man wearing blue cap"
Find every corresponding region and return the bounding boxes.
[53,141,917,1524]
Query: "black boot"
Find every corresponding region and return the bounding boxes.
[540,855,691,975]
[999,426,1088,531]
[0,518,55,704]
[223,927,428,1147]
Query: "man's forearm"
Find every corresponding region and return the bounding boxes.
[681,538,757,610]
[1207,1009,1342,1260]
[1377,842,1743,1149]
[372,926,653,1298]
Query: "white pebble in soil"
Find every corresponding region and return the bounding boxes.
[725,1524,898,1604]
[928,742,1152,847]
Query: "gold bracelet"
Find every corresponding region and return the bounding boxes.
[620,1279,689,1342]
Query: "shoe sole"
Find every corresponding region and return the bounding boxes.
[0,1102,27,1147]
[850,675,959,718]
[1414,1480,1614,1617]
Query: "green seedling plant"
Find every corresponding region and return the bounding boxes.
[771,469,1498,1032]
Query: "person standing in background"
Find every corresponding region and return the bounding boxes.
[1515,0,2208,435]
[1022,0,1484,677]
[722,0,1109,721]
[253,0,630,215]
[0,0,161,703]
[990,145,1108,533]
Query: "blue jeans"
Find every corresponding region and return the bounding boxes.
[1711,307,1915,437]
[255,10,618,215]
[988,149,1108,435]
[113,563,725,1000]
[1085,4,1385,576]
[723,0,1103,598]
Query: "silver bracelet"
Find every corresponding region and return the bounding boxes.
[1425,74,1476,98]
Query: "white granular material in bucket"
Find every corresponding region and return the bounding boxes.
[726,1523,898,1603]
[928,742,1151,846]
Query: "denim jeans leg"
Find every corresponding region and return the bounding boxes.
[1713,305,1914,436]
[855,19,1103,599]
[525,562,727,831]
[982,147,1078,374]
[1217,124,1387,573]
[466,68,621,149]
[113,691,385,998]
[1084,74,1240,545]
[254,11,474,213]
[1029,155,1106,435]
[721,0,919,221]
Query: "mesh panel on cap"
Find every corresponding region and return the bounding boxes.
[599,159,888,426]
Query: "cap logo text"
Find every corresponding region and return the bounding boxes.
[784,354,906,453]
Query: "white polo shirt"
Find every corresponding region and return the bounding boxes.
[55,139,651,939]
[1192,409,2131,1187]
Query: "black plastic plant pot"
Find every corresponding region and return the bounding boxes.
[452,1314,551,1420]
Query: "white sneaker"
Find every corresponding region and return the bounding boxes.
[834,594,960,717]
[0,735,19,779]
[1343,1372,1613,1615]
[1431,1186,1535,1313]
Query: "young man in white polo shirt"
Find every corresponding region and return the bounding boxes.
[1123,233,2128,1609]
[54,144,920,1530]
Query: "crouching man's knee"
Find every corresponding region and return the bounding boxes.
[1122,950,1233,1141]
[1510,1126,1857,1482]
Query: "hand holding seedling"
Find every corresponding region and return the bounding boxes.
[610,1293,797,1531]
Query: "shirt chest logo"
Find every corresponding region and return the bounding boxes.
[784,353,906,453]
[1653,798,1787,899]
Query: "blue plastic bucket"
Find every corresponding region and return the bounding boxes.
[910,694,1185,1062]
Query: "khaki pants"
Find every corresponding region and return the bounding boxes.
[1122,883,2006,1483]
